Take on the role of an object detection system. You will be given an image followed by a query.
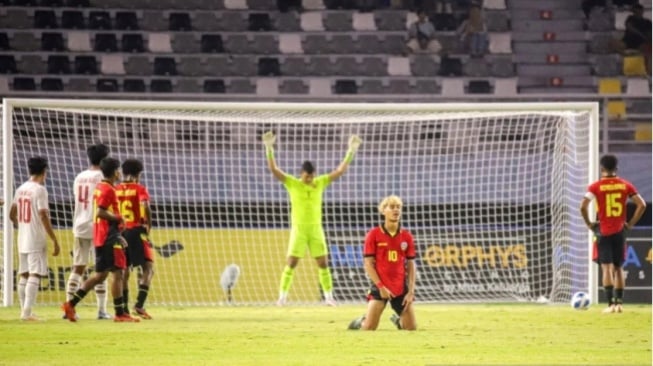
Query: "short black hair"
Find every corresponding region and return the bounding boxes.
[122,158,144,176]
[301,161,315,175]
[87,143,109,166]
[28,156,48,175]
[600,154,618,172]
[99,157,120,179]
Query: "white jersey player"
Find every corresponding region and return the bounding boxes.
[10,156,60,321]
[65,143,112,319]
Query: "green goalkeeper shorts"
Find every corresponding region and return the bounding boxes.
[287,224,328,258]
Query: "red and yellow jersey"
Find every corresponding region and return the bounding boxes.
[586,177,638,236]
[115,181,150,230]
[93,180,120,247]
[364,225,416,296]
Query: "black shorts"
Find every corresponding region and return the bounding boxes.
[94,236,126,272]
[367,283,408,316]
[123,226,153,267]
[597,230,626,267]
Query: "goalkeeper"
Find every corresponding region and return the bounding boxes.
[262,131,362,306]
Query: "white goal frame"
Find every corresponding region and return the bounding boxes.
[1,99,599,307]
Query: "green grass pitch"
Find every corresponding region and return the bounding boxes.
[0,303,650,365]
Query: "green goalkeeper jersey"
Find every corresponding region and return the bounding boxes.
[283,174,331,226]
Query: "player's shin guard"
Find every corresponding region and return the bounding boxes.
[17,277,27,310]
[22,277,39,318]
[318,268,333,294]
[279,266,295,296]
[66,273,82,302]
[94,280,108,313]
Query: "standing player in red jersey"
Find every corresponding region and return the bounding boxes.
[348,195,417,331]
[62,157,140,322]
[580,154,646,314]
[116,159,154,320]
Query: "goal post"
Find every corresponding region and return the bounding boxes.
[1,99,599,307]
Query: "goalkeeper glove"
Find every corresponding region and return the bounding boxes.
[344,135,362,163]
[262,131,276,148]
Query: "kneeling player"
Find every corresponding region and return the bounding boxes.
[348,195,417,331]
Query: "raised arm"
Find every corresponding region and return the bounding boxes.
[328,135,362,182]
[262,131,286,182]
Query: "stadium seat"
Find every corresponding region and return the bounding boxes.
[227,78,255,93]
[415,79,439,94]
[195,12,220,31]
[0,76,8,93]
[122,34,145,52]
[279,34,303,54]
[252,34,279,54]
[301,12,325,31]
[172,33,199,53]
[0,33,8,50]
[248,0,276,10]
[34,10,58,29]
[587,9,614,32]
[634,123,652,141]
[175,78,199,93]
[153,57,177,75]
[89,11,112,30]
[169,12,192,31]
[18,55,46,74]
[309,56,335,76]
[438,56,463,76]
[490,56,515,77]
[47,55,71,74]
[123,78,146,92]
[622,55,647,77]
[248,13,273,31]
[411,55,439,76]
[12,77,36,91]
[493,78,517,96]
[625,78,651,95]
[356,34,383,54]
[200,34,224,53]
[432,13,457,31]
[41,32,65,51]
[204,56,233,76]
[74,55,98,74]
[148,33,173,53]
[489,33,512,54]
[358,79,384,94]
[177,56,202,76]
[281,56,309,76]
[467,80,492,94]
[331,34,357,54]
[100,54,125,74]
[335,79,357,94]
[279,79,308,94]
[125,56,151,75]
[464,58,490,77]
[224,34,253,54]
[334,56,360,76]
[614,11,629,31]
[41,77,64,91]
[115,11,139,30]
[224,0,247,9]
[483,0,506,9]
[256,78,279,96]
[593,55,621,76]
[360,57,386,76]
[308,78,331,96]
[67,31,92,51]
[276,12,301,31]
[441,78,465,96]
[0,55,17,74]
[381,34,406,54]
[303,0,325,9]
[67,0,91,6]
[303,34,330,54]
[151,79,173,92]
[62,10,86,29]
[94,33,118,52]
[485,10,510,32]
[258,57,281,76]
[353,12,376,31]
[387,57,411,76]
[11,32,40,51]
[598,78,622,94]
[388,79,412,94]
[606,100,626,119]
[96,78,118,92]
[203,79,226,93]
[324,11,352,31]
[142,11,168,31]
[218,12,247,32]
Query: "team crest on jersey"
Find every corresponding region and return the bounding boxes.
[401,241,408,251]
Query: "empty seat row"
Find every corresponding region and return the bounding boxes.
[4,0,89,6]
[0,53,517,78]
[0,75,520,96]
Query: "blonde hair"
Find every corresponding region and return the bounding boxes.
[378,195,403,214]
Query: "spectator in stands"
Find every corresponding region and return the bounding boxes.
[581,0,606,19]
[405,10,442,55]
[456,3,488,58]
[616,4,652,74]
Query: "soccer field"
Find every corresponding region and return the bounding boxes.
[0,303,650,365]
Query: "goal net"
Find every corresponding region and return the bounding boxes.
[1,100,598,306]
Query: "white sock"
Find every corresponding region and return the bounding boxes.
[22,276,39,318]
[17,277,27,310]
[278,291,288,301]
[324,291,333,301]
[95,280,108,313]
[66,273,82,301]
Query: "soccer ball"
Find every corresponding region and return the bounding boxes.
[570,291,591,310]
